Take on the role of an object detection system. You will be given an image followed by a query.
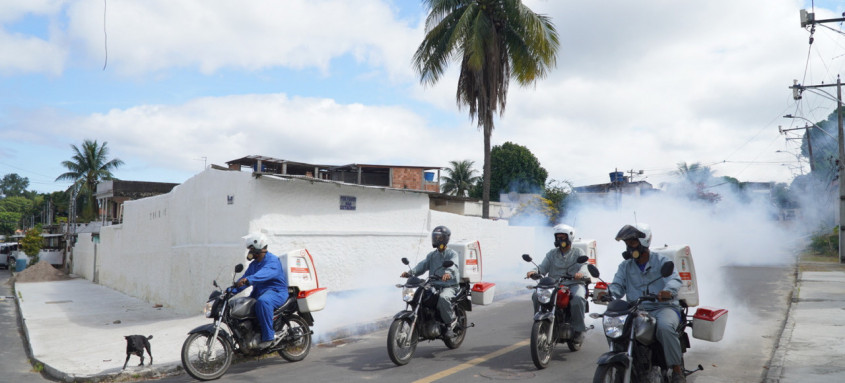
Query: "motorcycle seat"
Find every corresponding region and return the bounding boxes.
[274,295,296,315]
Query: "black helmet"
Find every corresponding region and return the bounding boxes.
[431,226,451,249]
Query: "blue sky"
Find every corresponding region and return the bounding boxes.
[1,0,844,194]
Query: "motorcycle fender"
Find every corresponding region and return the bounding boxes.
[533,311,554,322]
[299,312,315,327]
[597,351,630,368]
[393,310,416,321]
[187,324,235,346]
[458,298,472,312]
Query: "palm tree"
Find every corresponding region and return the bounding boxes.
[413,0,559,218]
[442,160,481,197]
[674,162,713,185]
[55,140,124,221]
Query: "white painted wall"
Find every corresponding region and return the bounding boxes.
[71,168,550,336]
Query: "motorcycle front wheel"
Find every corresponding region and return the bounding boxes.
[592,363,626,383]
[278,315,312,362]
[443,307,467,349]
[530,320,554,369]
[387,319,418,366]
[181,332,233,381]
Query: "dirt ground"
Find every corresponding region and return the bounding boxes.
[798,253,845,272]
[11,260,73,283]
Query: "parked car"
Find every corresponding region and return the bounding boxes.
[0,243,19,270]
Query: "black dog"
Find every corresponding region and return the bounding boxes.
[123,335,153,369]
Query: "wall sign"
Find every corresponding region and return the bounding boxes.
[340,195,357,211]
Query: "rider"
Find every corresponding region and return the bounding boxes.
[232,233,289,349]
[400,226,461,337]
[526,224,589,344]
[603,223,686,383]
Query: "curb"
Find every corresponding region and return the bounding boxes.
[762,263,800,383]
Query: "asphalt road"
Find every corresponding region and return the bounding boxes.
[149,265,793,383]
[0,269,54,383]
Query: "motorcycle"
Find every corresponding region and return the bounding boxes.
[387,258,474,366]
[589,261,703,383]
[181,264,314,381]
[522,253,597,369]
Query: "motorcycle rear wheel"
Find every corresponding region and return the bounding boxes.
[530,320,554,369]
[181,332,233,381]
[592,362,626,383]
[443,307,467,349]
[387,319,418,366]
[278,316,312,362]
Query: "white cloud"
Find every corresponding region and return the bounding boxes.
[59,0,422,80]
[19,93,481,177]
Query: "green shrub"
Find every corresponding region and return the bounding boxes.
[809,226,839,257]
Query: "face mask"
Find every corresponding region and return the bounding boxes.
[554,237,571,249]
[626,244,645,259]
[246,248,259,261]
[437,244,446,251]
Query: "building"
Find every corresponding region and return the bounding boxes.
[225,155,441,192]
[94,180,179,224]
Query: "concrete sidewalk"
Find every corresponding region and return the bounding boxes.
[15,278,206,382]
[765,262,845,382]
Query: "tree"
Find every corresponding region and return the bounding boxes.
[510,195,557,226]
[470,142,547,201]
[0,173,29,197]
[442,160,481,197]
[414,0,559,218]
[674,162,713,185]
[800,107,842,179]
[55,140,124,221]
[543,179,573,217]
[20,227,42,265]
[673,162,720,203]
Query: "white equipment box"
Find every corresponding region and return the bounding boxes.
[281,248,327,312]
[448,240,495,305]
[651,245,699,307]
[692,306,728,342]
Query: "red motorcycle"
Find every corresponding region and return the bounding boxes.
[523,253,596,369]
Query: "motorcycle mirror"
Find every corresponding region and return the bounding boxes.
[660,261,674,278]
[576,255,589,264]
[235,264,244,273]
[401,257,410,265]
[213,280,219,288]
[521,254,532,262]
[442,260,454,268]
[587,264,600,278]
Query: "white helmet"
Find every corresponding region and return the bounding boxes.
[553,224,576,240]
[636,223,652,247]
[242,233,268,250]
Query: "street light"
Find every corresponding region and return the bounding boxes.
[783,114,836,139]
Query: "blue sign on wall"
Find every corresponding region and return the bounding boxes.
[340,195,357,211]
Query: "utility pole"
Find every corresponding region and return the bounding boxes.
[790,77,844,263]
[779,124,815,172]
[793,9,845,264]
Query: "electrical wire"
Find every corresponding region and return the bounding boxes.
[103,0,108,71]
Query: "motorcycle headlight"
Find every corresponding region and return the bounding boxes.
[536,287,554,304]
[603,314,628,339]
[402,287,416,302]
[203,299,216,318]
